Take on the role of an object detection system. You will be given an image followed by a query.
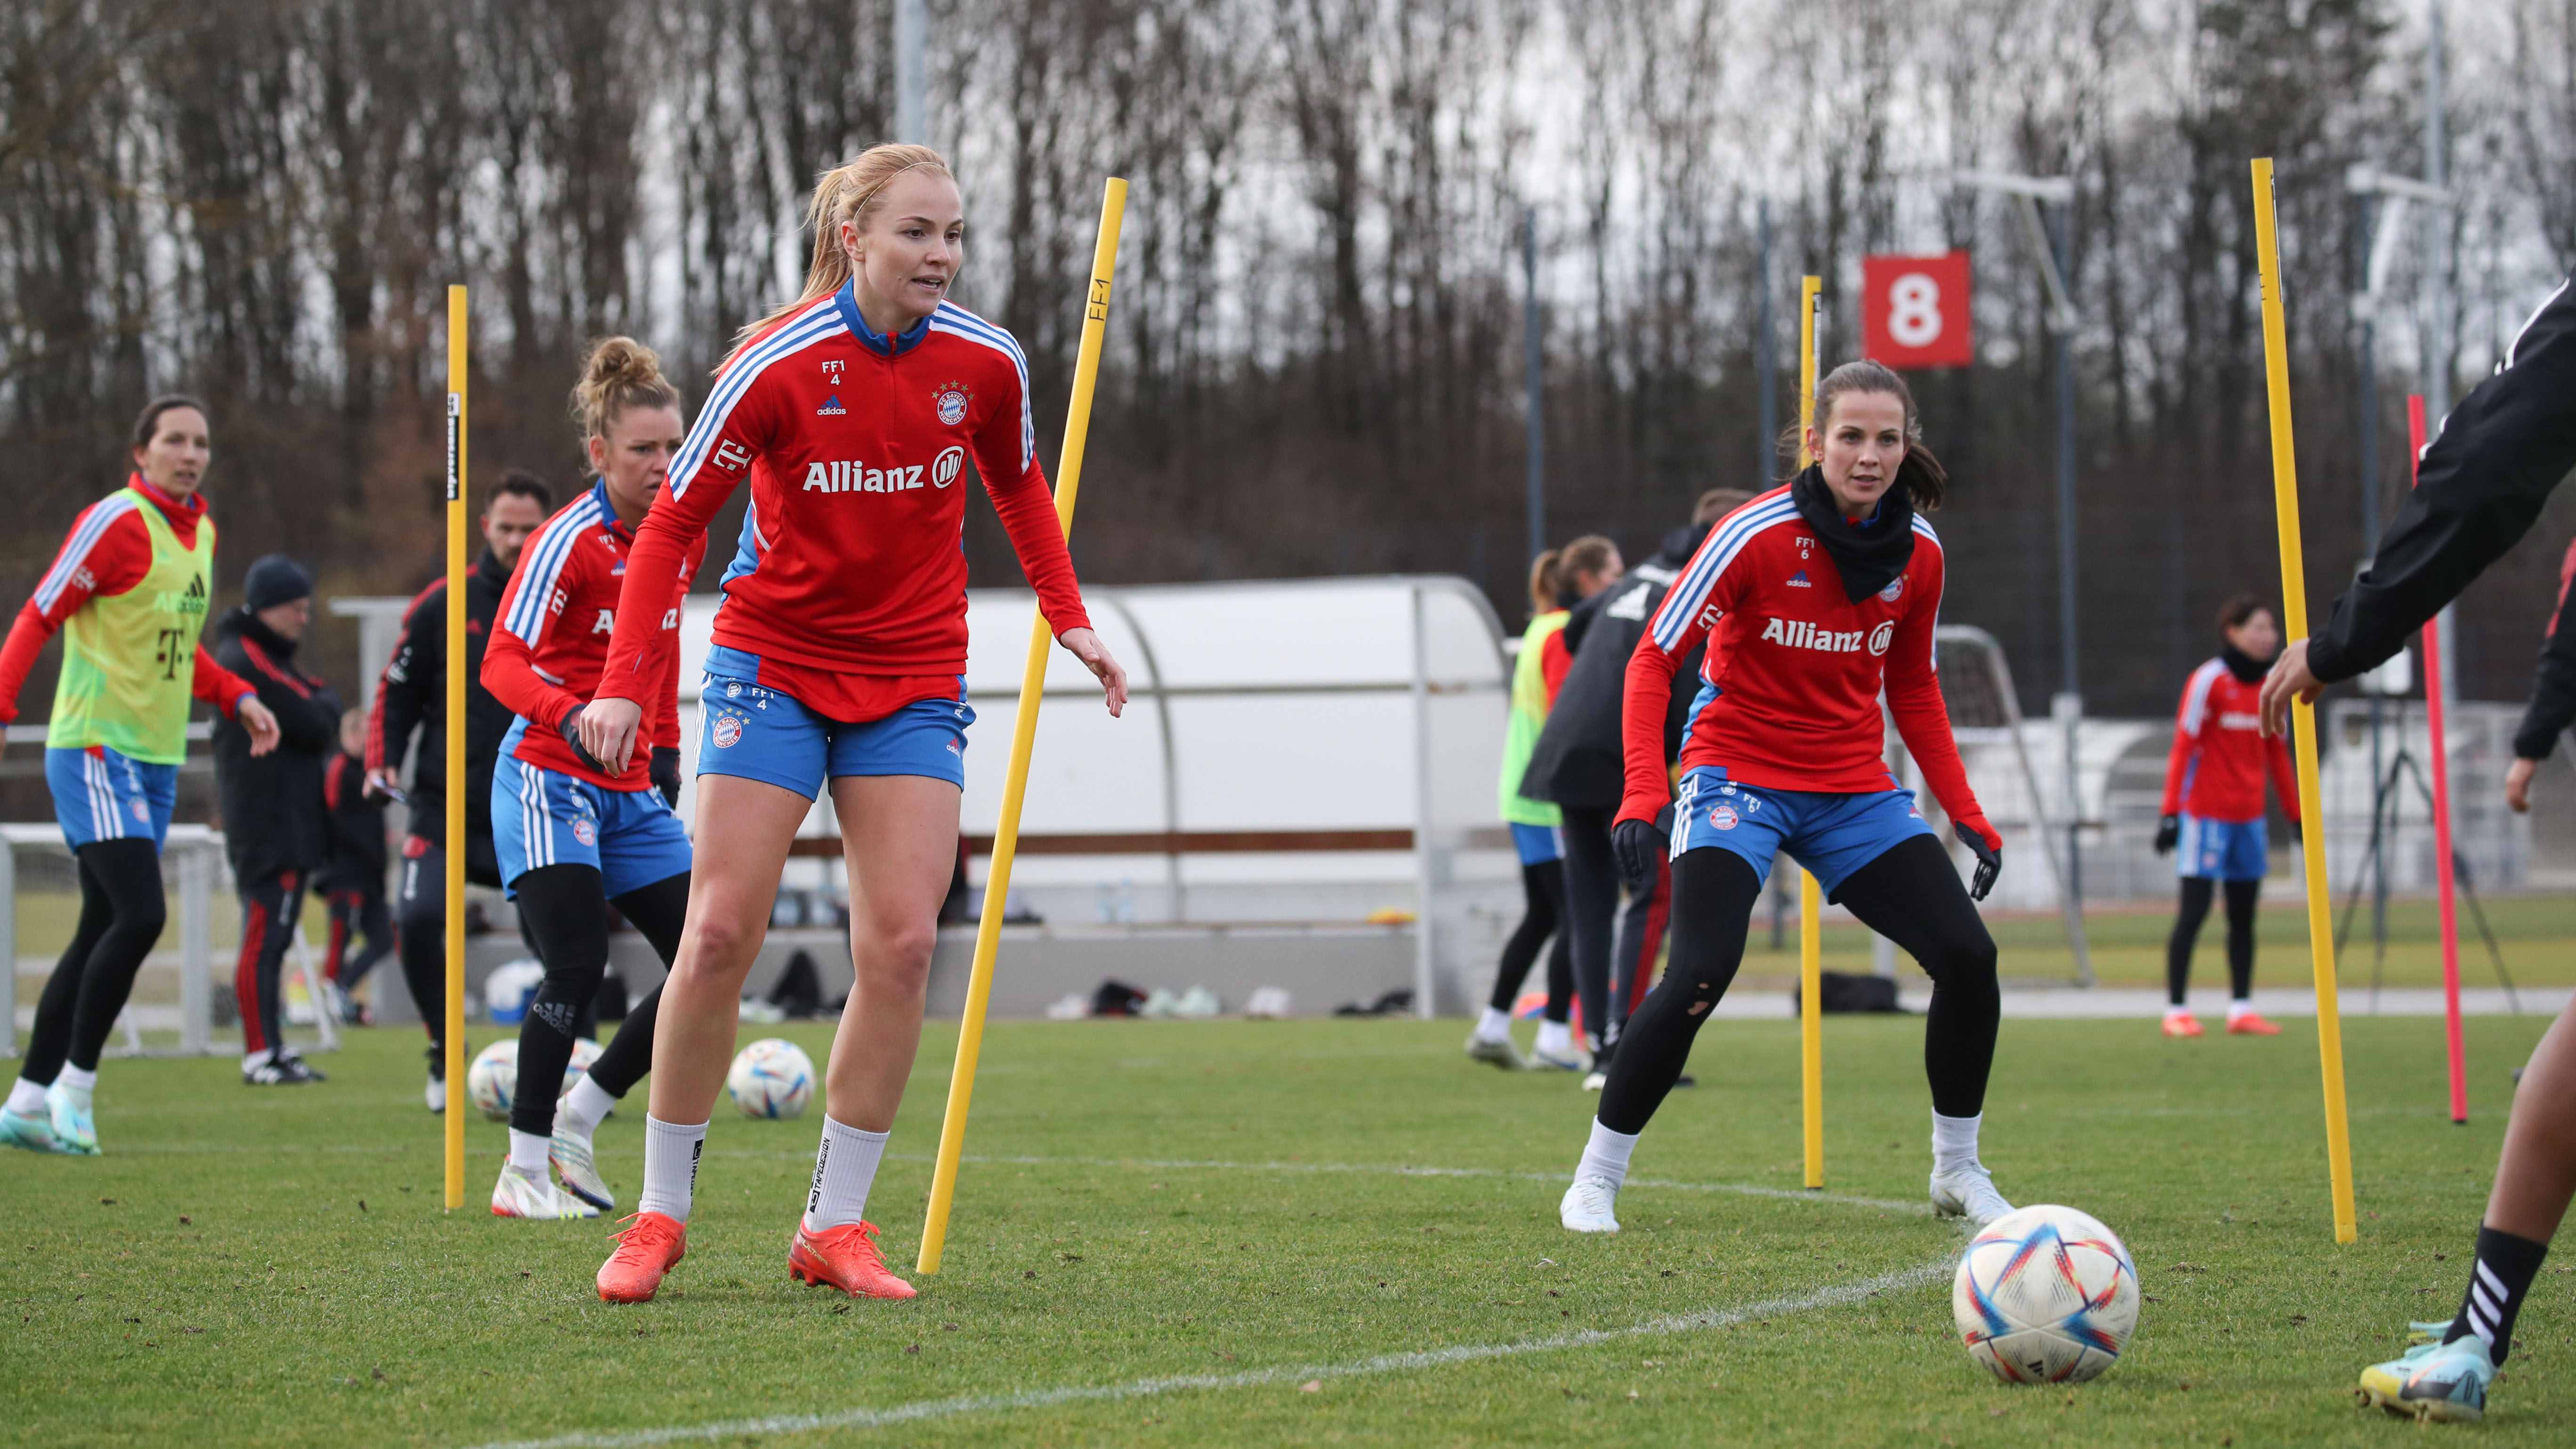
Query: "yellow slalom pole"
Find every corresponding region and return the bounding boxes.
[918,177,1127,1275]
[1797,274,1825,1191]
[442,285,468,1209]
[2249,159,2357,1244]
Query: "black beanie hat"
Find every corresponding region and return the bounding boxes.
[243,555,313,612]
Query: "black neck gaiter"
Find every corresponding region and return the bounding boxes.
[1790,466,1916,603]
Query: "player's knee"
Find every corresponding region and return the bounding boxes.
[682,908,765,969]
[853,922,936,997]
[120,895,169,943]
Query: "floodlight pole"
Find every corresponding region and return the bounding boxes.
[895,0,926,144]
[1956,169,2082,912]
[1756,198,1778,487]
[1524,207,1545,566]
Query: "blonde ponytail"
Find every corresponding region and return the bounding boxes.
[723,143,956,368]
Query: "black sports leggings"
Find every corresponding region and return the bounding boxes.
[23,839,166,1083]
[507,865,687,1136]
[2168,877,2259,1006]
[1598,836,2000,1135]
[1488,859,1573,1021]
[1560,805,1622,1046]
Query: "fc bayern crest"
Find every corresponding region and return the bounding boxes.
[1710,804,1739,831]
[934,384,971,426]
[572,819,596,847]
[1879,577,1904,603]
[712,715,744,749]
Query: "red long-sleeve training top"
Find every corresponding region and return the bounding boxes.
[2158,657,2299,825]
[596,287,1089,721]
[1615,485,1999,850]
[483,481,704,791]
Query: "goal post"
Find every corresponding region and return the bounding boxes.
[1932,625,2096,984]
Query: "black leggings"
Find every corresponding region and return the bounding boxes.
[325,885,394,993]
[1598,836,2000,1135]
[1560,805,1622,1046]
[2168,877,2259,1006]
[1488,859,1573,1020]
[507,865,687,1136]
[23,839,166,1083]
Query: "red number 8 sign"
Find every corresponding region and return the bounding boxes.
[1861,251,1973,370]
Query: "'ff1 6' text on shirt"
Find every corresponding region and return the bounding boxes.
[598,286,1089,717]
[1617,485,1995,848]
[484,481,705,792]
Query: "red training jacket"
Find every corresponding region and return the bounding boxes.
[0,475,253,725]
[596,288,1089,716]
[2158,657,2298,826]
[1616,485,1998,850]
[483,481,704,791]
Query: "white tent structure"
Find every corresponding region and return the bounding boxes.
[674,576,1521,1015]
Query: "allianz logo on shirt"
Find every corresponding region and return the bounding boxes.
[1760,616,1896,657]
[800,444,966,495]
[2218,709,2261,731]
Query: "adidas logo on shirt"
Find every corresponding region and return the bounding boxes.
[1787,569,1812,587]
[817,394,846,416]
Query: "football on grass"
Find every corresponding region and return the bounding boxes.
[464,1038,604,1122]
[727,1038,816,1119]
[1953,1203,2139,1384]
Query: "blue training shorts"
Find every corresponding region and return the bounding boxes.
[1666,765,1936,898]
[492,731,694,898]
[697,644,973,799]
[2177,812,2268,882]
[48,745,177,851]
[1509,822,1563,867]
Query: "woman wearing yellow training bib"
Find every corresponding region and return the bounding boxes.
[0,397,281,1154]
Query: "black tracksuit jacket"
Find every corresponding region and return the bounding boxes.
[1519,522,1713,811]
[368,548,514,845]
[2310,279,2576,692]
[210,610,345,883]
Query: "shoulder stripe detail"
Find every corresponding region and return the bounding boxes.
[1909,514,1940,544]
[668,300,846,500]
[500,496,606,641]
[931,301,1035,473]
[33,496,142,613]
[1650,494,1800,651]
[2178,658,2225,736]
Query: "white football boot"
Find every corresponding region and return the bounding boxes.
[491,1162,602,1220]
[1559,1175,1622,1234]
[1929,1163,2015,1226]
[550,1120,615,1211]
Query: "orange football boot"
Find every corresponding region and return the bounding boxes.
[596,1211,686,1303]
[788,1220,918,1299]
[2227,1012,2282,1036]
[2161,1012,2205,1038]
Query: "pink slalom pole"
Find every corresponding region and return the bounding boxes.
[2410,394,2469,1125]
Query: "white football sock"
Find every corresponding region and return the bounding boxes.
[1932,1111,1983,1176]
[55,1065,96,1112]
[241,1048,273,1072]
[1535,1019,1574,1058]
[2227,998,2254,1022]
[1474,1006,1513,1043]
[802,1116,891,1233]
[2164,1003,2192,1020]
[637,1116,708,1223]
[560,1074,616,1134]
[7,1078,47,1116]
[1575,1118,1639,1191]
[507,1128,551,1175]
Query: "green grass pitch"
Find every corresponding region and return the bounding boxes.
[5,1011,2573,1446]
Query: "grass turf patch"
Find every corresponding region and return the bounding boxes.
[3,1011,2571,1446]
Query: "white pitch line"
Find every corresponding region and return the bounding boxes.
[460,1256,1955,1449]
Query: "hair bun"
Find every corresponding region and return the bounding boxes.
[571,335,679,443]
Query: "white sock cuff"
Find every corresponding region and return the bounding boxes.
[803,1115,892,1233]
[1474,1006,1512,1041]
[6,1078,48,1116]
[562,1073,616,1133]
[638,1115,710,1224]
[1931,1110,1983,1170]
[507,1128,551,1175]
[56,1064,98,1092]
[1576,1118,1641,1192]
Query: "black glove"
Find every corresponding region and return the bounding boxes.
[558,713,612,776]
[2289,817,2303,845]
[650,747,683,809]
[1612,812,1669,896]
[1954,821,2000,902]
[2153,814,2180,856]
